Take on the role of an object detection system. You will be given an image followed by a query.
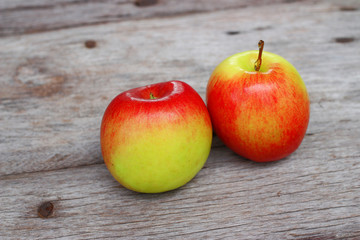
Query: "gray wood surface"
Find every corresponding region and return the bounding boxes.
[0,0,288,37]
[1,0,360,239]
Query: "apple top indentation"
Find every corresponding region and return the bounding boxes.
[125,81,185,102]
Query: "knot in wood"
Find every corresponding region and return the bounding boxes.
[334,37,355,43]
[85,40,97,49]
[135,0,157,7]
[38,201,54,218]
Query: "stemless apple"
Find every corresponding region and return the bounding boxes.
[207,41,310,162]
[101,81,212,193]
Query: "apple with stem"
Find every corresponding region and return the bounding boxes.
[101,81,212,193]
[206,40,310,162]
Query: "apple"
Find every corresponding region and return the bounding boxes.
[100,80,212,193]
[206,40,310,162]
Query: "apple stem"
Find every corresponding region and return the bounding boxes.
[149,92,157,99]
[254,40,264,71]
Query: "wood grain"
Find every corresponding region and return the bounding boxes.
[0,145,359,239]
[0,0,293,37]
[1,0,359,176]
[1,0,360,239]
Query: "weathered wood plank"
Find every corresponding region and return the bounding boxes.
[0,0,296,37]
[1,0,360,176]
[0,145,359,239]
[1,0,360,238]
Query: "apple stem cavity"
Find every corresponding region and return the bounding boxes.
[254,40,264,71]
[149,92,157,99]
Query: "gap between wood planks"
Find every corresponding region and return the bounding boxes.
[0,8,245,37]
[0,142,230,180]
[0,161,103,180]
[0,130,324,180]
[0,0,324,37]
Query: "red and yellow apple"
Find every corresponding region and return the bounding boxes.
[100,80,212,193]
[206,41,310,162]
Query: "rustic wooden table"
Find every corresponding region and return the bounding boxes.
[1,0,360,239]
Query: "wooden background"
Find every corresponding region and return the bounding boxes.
[1,0,360,239]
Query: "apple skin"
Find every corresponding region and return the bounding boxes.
[206,50,310,162]
[100,80,212,193]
